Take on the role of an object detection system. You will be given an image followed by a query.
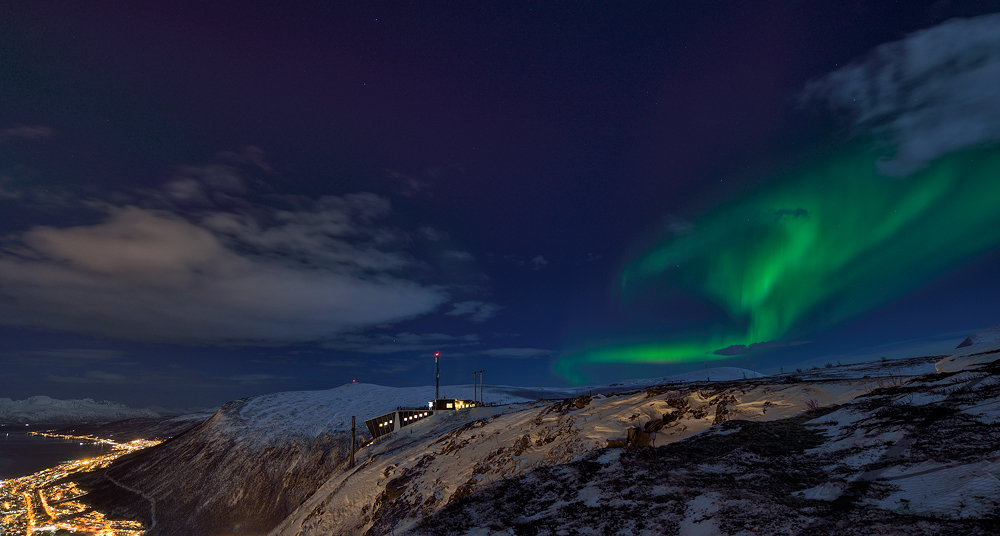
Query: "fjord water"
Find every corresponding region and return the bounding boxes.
[0,425,109,479]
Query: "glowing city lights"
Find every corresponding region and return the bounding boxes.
[0,432,160,535]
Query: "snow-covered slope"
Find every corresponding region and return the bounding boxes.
[0,395,159,424]
[270,375,886,536]
[76,383,537,536]
[75,358,988,536]
[402,348,1000,536]
[116,369,764,445]
[956,323,1000,348]
[176,382,544,445]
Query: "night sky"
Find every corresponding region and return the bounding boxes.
[4,1,1000,410]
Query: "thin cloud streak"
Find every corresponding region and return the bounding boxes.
[322,332,480,354]
[481,347,553,359]
[47,370,128,384]
[445,301,502,323]
[0,125,55,142]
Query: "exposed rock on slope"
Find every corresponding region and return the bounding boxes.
[271,366,919,536]
[68,358,960,536]
[408,349,1000,535]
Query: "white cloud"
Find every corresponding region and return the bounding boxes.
[443,250,474,261]
[0,125,55,142]
[200,193,411,272]
[418,226,448,242]
[226,374,293,385]
[0,176,21,200]
[14,349,127,367]
[481,347,553,358]
[322,359,368,368]
[0,204,448,344]
[444,300,502,323]
[323,331,480,354]
[800,12,1000,175]
[531,255,549,270]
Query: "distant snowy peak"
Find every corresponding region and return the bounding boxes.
[956,324,1000,349]
[0,396,159,424]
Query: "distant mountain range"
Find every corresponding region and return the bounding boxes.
[0,395,159,424]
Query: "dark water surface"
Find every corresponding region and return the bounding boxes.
[0,425,111,479]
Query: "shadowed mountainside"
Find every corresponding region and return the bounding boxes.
[77,398,349,536]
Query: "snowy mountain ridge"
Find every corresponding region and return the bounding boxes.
[276,349,1000,536]
[956,323,1000,348]
[195,367,768,445]
[70,366,765,534]
[0,395,160,424]
[73,360,952,535]
[73,352,1000,535]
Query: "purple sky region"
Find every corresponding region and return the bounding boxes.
[2,1,1000,409]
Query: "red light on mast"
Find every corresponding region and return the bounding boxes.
[434,352,439,357]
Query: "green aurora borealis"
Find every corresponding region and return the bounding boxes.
[556,146,1000,382]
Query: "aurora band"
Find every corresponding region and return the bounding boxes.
[555,145,1000,382]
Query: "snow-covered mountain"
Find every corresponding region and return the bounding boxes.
[956,323,1000,348]
[0,395,159,424]
[74,382,541,536]
[402,349,1000,536]
[71,369,757,535]
[72,354,1000,535]
[58,365,876,534]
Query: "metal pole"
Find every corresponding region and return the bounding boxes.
[350,416,355,468]
[473,370,483,405]
[435,351,440,403]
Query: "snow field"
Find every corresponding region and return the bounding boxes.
[270,374,904,536]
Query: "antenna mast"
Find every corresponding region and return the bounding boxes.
[435,351,440,402]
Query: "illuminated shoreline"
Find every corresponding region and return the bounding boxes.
[1,433,160,535]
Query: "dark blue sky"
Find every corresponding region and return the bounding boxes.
[3,1,1000,409]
